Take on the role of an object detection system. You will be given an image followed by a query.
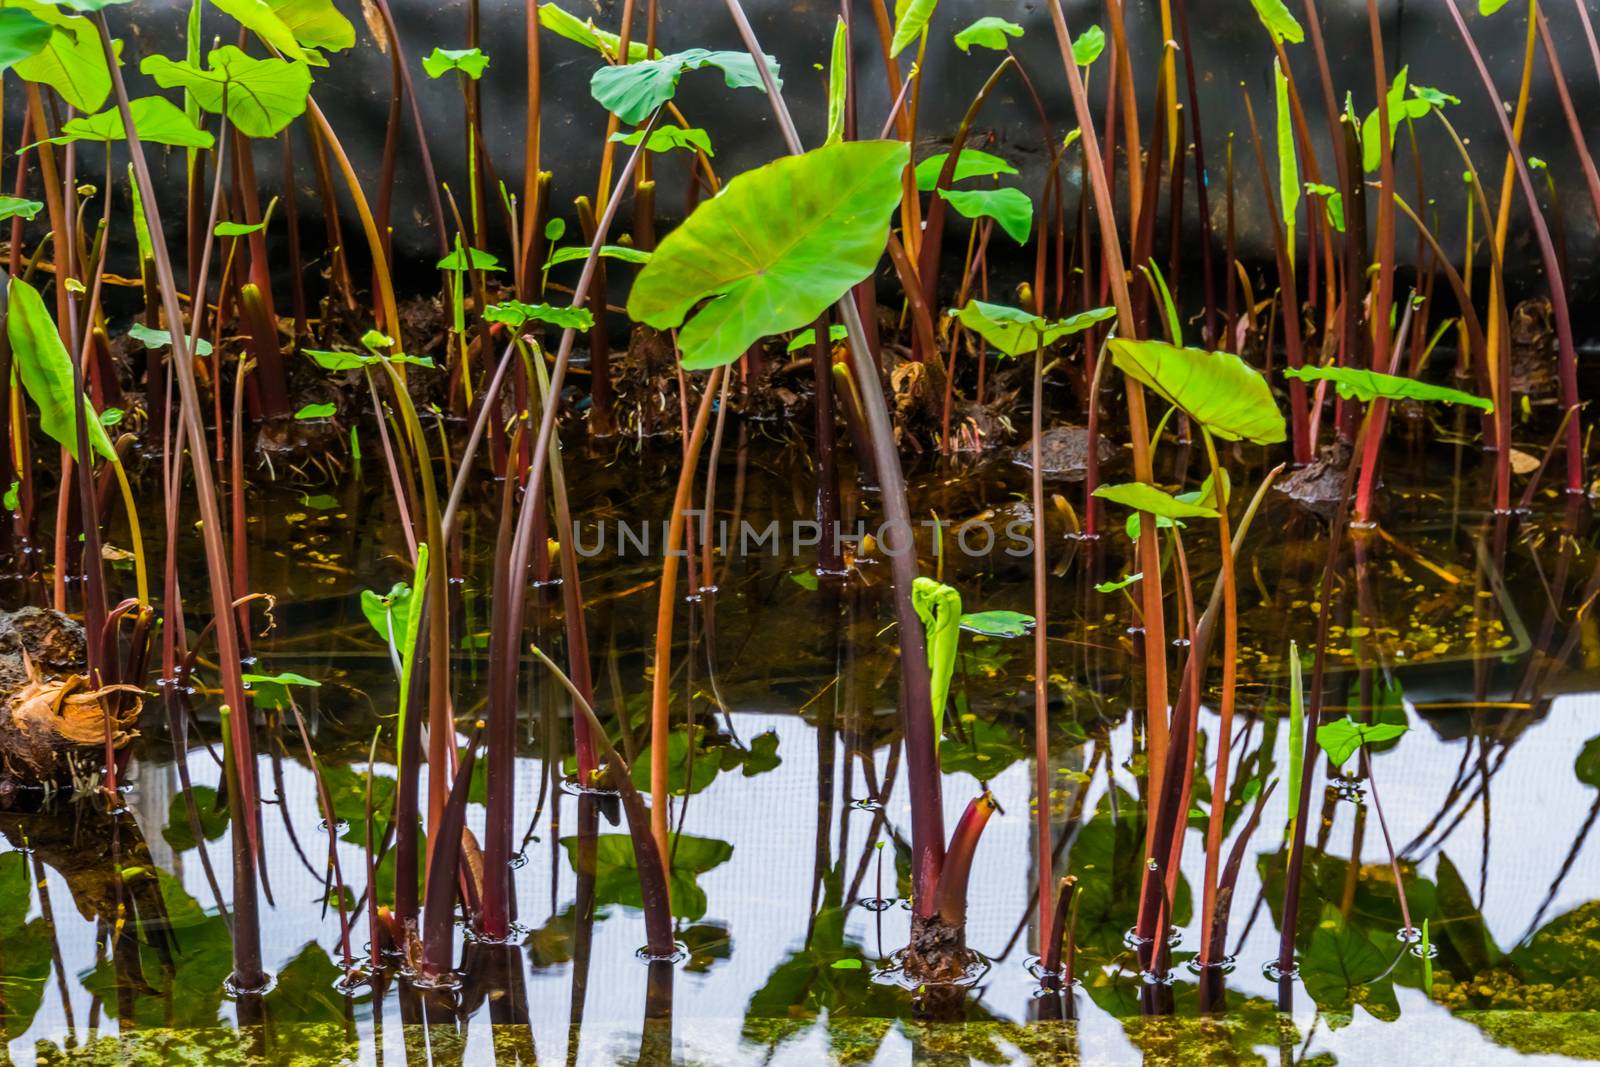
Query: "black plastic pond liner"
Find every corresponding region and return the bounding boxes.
[14,1,1600,319]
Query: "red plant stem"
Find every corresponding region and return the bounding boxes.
[912,58,1016,362]
[721,0,945,911]
[933,792,997,926]
[1446,0,1583,492]
[92,16,263,970]
[1031,337,1053,949]
[1239,91,1311,466]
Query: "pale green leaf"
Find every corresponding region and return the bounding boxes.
[1109,337,1287,444]
[937,186,1033,244]
[953,16,1022,53]
[628,139,909,371]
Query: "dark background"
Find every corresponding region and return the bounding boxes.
[26,1,1600,331]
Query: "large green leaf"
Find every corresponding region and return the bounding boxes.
[937,186,1033,244]
[1249,0,1305,43]
[6,278,117,462]
[141,46,312,138]
[267,0,354,53]
[1284,364,1493,412]
[538,2,657,62]
[1109,337,1287,444]
[914,148,1016,191]
[1093,482,1219,521]
[208,0,310,62]
[422,46,488,79]
[953,15,1021,52]
[590,47,777,126]
[628,139,909,371]
[44,95,214,149]
[0,8,52,73]
[951,300,1114,358]
[12,1,117,112]
[890,0,937,57]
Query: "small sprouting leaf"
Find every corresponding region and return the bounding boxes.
[787,324,848,353]
[890,0,937,57]
[1095,482,1219,521]
[1410,84,1459,109]
[0,196,43,222]
[141,46,312,138]
[914,148,1017,192]
[1304,182,1344,232]
[98,407,123,427]
[215,219,266,237]
[1315,716,1409,768]
[609,124,713,156]
[590,48,779,126]
[1094,572,1142,594]
[436,246,502,272]
[2,482,17,511]
[127,322,213,357]
[294,402,335,420]
[1284,364,1493,412]
[544,217,566,242]
[6,278,117,463]
[484,300,595,332]
[360,581,414,644]
[1109,337,1287,444]
[1359,68,1433,174]
[1071,24,1105,66]
[44,95,214,149]
[628,139,909,371]
[830,958,864,970]
[937,186,1034,245]
[241,669,320,710]
[825,16,847,145]
[544,244,651,270]
[957,610,1034,638]
[951,300,1115,358]
[1275,60,1299,264]
[538,1,657,62]
[303,347,433,371]
[421,46,488,80]
[953,16,1022,53]
[789,570,819,591]
[1248,0,1304,44]
[1479,0,1513,13]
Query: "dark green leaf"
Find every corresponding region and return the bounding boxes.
[6,278,117,462]
[590,48,778,126]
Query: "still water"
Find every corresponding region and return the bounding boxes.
[1,426,1596,1065]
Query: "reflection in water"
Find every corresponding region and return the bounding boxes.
[2,438,1599,1064]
